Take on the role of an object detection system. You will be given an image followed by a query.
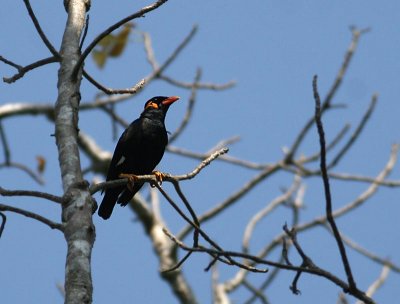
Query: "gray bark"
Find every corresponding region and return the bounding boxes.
[55,1,95,303]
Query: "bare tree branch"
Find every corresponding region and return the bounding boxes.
[82,70,145,95]
[90,147,229,194]
[0,187,62,203]
[0,212,6,238]
[160,74,236,90]
[0,121,11,164]
[0,203,63,231]
[1,56,59,83]
[167,145,268,170]
[285,27,369,162]
[177,163,281,240]
[74,0,170,79]
[356,265,390,303]
[323,225,400,273]
[298,123,350,164]
[22,0,60,57]
[168,68,201,143]
[0,161,45,185]
[242,177,301,253]
[313,75,356,289]
[328,94,378,168]
[164,228,375,303]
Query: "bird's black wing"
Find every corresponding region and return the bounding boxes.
[98,119,141,219]
[105,118,141,182]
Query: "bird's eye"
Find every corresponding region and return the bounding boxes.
[145,102,159,110]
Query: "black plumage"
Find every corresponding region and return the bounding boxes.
[98,96,179,219]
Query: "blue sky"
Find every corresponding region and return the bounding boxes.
[1,1,399,303]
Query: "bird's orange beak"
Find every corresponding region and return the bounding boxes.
[162,96,180,106]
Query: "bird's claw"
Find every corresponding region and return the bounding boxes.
[119,173,139,192]
[151,171,165,187]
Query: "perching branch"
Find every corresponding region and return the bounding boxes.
[90,147,229,194]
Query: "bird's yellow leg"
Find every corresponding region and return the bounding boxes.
[152,171,165,185]
[119,173,139,192]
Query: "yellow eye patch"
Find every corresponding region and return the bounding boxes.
[145,102,159,110]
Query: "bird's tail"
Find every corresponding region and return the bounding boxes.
[117,183,144,206]
[98,188,122,220]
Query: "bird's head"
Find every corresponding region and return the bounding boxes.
[142,96,179,119]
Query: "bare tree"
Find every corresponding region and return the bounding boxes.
[1,1,399,304]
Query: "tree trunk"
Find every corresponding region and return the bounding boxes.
[55,1,95,303]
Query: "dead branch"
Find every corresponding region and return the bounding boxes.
[313,74,356,289]
[0,187,62,203]
[0,203,64,231]
[74,0,170,79]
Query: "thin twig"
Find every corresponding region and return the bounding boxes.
[242,177,301,253]
[356,265,390,303]
[170,181,200,247]
[242,280,270,304]
[285,27,368,162]
[143,32,159,70]
[2,56,59,83]
[73,0,170,79]
[0,161,45,185]
[161,251,193,273]
[283,224,315,294]
[0,212,6,238]
[328,94,378,168]
[322,224,400,273]
[0,204,64,231]
[22,0,60,57]
[146,25,198,80]
[206,136,241,154]
[160,75,236,90]
[163,228,268,273]
[0,56,21,69]
[164,228,376,303]
[0,187,62,204]
[0,121,11,164]
[227,184,305,296]
[80,14,90,51]
[98,106,129,129]
[155,184,268,274]
[167,145,269,170]
[243,258,285,304]
[286,163,400,187]
[293,144,398,234]
[300,123,351,164]
[168,68,201,143]
[313,75,356,290]
[177,163,281,241]
[83,70,145,95]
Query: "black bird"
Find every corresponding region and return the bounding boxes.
[98,96,179,219]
